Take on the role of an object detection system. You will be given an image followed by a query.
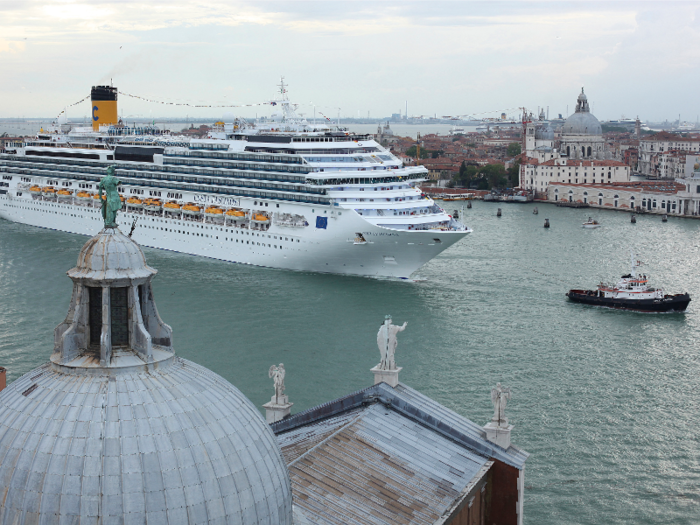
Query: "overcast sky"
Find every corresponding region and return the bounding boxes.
[1,1,698,122]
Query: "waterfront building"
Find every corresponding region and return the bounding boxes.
[674,157,700,215]
[521,158,630,194]
[638,131,700,178]
[547,180,685,215]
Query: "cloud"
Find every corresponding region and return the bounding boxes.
[0,1,699,120]
[0,40,26,54]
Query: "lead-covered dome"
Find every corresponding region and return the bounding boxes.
[562,87,602,136]
[535,125,554,140]
[0,225,294,524]
[70,227,155,281]
[0,358,293,524]
[562,112,602,135]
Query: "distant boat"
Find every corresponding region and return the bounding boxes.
[582,217,601,229]
[566,253,690,312]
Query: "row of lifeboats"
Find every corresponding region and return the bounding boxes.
[31,186,117,202]
[129,199,269,223]
[28,186,270,223]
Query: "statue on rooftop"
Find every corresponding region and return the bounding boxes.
[98,166,122,228]
[269,363,286,404]
[377,315,407,370]
[491,383,512,426]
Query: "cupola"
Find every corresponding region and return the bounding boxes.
[53,226,173,370]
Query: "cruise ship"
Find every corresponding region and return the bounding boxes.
[0,84,471,278]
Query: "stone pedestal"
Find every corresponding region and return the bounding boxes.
[484,421,514,449]
[263,395,293,424]
[370,366,402,388]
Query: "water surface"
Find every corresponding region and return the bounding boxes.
[1,202,699,524]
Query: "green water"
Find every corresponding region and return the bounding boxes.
[1,202,699,524]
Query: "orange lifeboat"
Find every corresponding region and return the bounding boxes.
[127,197,143,208]
[30,185,42,194]
[144,198,162,211]
[182,203,202,216]
[164,201,181,210]
[205,206,224,217]
[251,213,269,224]
[42,186,56,195]
[225,209,247,220]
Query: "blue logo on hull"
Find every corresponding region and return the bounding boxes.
[316,216,328,229]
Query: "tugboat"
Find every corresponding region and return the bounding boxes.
[582,217,601,229]
[566,254,691,312]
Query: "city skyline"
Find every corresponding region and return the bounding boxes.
[1,1,699,121]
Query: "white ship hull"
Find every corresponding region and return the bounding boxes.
[0,193,466,278]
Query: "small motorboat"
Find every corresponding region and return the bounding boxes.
[566,253,690,312]
[582,217,600,229]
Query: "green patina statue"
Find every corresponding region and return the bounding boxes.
[98,166,122,228]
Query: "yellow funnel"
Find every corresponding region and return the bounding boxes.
[91,85,118,131]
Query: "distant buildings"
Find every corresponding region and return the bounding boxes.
[638,131,700,178]
[520,89,631,195]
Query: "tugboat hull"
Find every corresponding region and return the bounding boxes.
[566,290,691,312]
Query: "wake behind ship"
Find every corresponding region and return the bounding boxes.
[0,83,470,278]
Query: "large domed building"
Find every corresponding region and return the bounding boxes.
[0,228,293,524]
[560,88,605,159]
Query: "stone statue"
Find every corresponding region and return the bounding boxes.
[98,166,122,228]
[376,315,407,370]
[491,383,512,426]
[268,363,286,404]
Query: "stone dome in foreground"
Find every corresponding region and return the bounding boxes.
[0,227,293,524]
[70,227,155,281]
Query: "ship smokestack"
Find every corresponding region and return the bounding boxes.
[91,85,118,131]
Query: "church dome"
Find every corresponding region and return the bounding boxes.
[535,125,554,140]
[562,88,602,136]
[0,358,293,524]
[69,227,155,281]
[562,112,602,136]
[0,224,294,524]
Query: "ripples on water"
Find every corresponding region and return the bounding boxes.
[1,203,699,524]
